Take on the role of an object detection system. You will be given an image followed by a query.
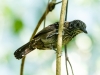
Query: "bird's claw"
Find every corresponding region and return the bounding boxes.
[54,49,62,57]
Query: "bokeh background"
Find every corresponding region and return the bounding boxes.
[0,0,100,75]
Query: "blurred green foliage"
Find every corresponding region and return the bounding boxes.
[12,19,23,34]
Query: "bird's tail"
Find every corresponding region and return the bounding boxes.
[14,42,35,59]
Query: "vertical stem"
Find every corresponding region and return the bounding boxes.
[64,0,68,75]
[65,45,69,75]
[44,0,50,28]
[20,57,25,75]
[65,0,68,21]
[56,0,67,75]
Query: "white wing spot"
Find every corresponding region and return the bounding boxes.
[22,55,25,56]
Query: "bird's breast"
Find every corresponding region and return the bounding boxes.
[62,35,72,46]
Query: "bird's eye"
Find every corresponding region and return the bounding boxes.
[76,23,80,27]
[77,23,79,26]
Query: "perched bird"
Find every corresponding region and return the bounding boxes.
[14,20,87,59]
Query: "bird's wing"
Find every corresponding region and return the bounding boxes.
[34,22,59,38]
[46,29,58,39]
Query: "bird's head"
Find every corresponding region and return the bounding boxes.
[68,20,87,34]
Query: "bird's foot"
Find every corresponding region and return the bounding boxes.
[53,49,62,57]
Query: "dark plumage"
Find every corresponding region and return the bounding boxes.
[14,20,87,59]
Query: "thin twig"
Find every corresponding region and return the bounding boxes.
[64,0,74,75]
[65,46,69,75]
[20,57,25,75]
[30,1,56,39]
[44,0,50,28]
[30,9,49,39]
[64,0,69,75]
[55,1,62,5]
[65,0,74,75]
[65,0,68,21]
[67,57,74,75]
[56,0,67,75]
[20,1,57,75]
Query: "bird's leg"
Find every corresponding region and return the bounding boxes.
[50,43,56,51]
[54,50,62,58]
[49,43,62,57]
[57,51,62,57]
[52,47,62,57]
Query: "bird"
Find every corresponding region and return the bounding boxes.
[14,20,87,59]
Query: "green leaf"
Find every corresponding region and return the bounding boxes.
[13,19,23,34]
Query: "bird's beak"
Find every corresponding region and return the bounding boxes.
[81,28,88,33]
[84,30,87,33]
[84,30,88,34]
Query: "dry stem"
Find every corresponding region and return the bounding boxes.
[56,0,67,75]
